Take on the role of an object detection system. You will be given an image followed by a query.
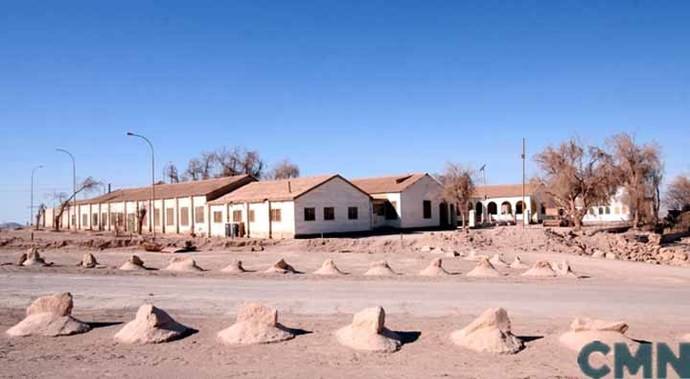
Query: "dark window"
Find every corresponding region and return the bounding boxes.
[270,209,281,222]
[423,200,432,219]
[166,208,175,226]
[599,207,604,215]
[249,210,255,222]
[348,207,358,220]
[324,207,335,220]
[373,203,385,216]
[92,214,98,225]
[304,207,316,221]
[180,207,189,226]
[605,206,611,215]
[385,201,398,220]
[82,214,88,226]
[213,211,223,223]
[232,210,242,222]
[194,206,205,223]
[101,213,108,227]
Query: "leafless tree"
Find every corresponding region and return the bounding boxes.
[184,158,204,181]
[534,139,620,230]
[268,159,300,180]
[53,177,102,231]
[440,163,476,230]
[608,133,664,227]
[665,175,690,212]
[35,204,46,230]
[214,146,264,178]
[136,207,147,235]
[163,162,180,183]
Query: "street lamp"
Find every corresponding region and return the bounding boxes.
[127,132,156,239]
[30,165,43,227]
[56,148,76,230]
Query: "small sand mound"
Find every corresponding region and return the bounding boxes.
[419,258,451,276]
[164,256,204,272]
[114,304,191,344]
[466,257,502,277]
[559,318,636,351]
[119,255,147,271]
[78,253,99,268]
[489,254,508,267]
[264,258,297,274]
[464,249,488,262]
[6,292,91,337]
[555,260,579,278]
[364,260,397,276]
[450,307,524,354]
[217,303,295,345]
[522,260,557,277]
[509,256,529,269]
[314,259,346,275]
[22,248,50,267]
[335,306,401,353]
[221,260,247,274]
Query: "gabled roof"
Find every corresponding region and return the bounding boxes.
[209,174,369,204]
[350,173,428,194]
[473,183,536,199]
[77,175,254,204]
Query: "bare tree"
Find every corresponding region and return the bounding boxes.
[666,175,690,212]
[534,139,620,230]
[608,133,664,228]
[53,177,102,231]
[440,163,476,230]
[184,158,204,181]
[269,159,300,180]
[214,146,264,178]
[163,162,180,184]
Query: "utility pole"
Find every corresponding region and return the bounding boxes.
[127,132,156,239]
[30,165,43,227]
[521,138,526,229]
[56,148,76,230]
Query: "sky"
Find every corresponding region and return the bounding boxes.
[1,0,689,223]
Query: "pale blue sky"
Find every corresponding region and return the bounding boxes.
[1,1,689,223]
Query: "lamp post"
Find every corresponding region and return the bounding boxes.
[56,148,76,230]
[30,165,43,227]
[127,132,155,239]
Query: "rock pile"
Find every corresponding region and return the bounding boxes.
[419,258,451,276]
[450,307,523,354]
[217,303,295,345]
[115,304,191,344]
[466,257,502,277]
[559,318,636,351]
[6,292,91,337]
[264,258,298,274]
[164,256,204,272]
[120,255,147,271]
[335,306,401,353]
[521,260,557,277]
[364,260,397,276]
[313,259,346,275]
[221,260,248,274]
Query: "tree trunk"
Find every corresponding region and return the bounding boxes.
[461,211,466,231]
[570,200,583,230]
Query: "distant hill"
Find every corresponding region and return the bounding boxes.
[0,222,23,230]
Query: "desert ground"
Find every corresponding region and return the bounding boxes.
[1,227,689,378]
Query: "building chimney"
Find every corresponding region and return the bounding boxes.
[108,183,111,193]
[287,180,292,193]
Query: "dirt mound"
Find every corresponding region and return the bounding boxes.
[489,254,508,267]
[217,303,295,345]
[78,253,100,268]
[419,258,450,276]
[559,318,636,351]
[335,306,401,353]
[555,260,579,278]
[521,260,557,277]
[114,304,191,344]
[466,257,502,277]
[509,256,529,269]
[314,259,346,275]
[364,260,398,276]
[22,248,50,267]
[6,292,91,337]
[221,260,247,274]
[164,256,204,272]
[119,255,147,271]
[464,249,488,262]
[450,307,524,354]
[264,258,298,274]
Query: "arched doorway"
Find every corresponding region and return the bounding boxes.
[501,201,512,215]
[475,202,483,223]
[516,201,524,214]
[487,202,497,215]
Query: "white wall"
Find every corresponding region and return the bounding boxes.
[471,195,540,224]
[371,193,401,229]
[400,175,444,229]
[294,176,371,236]
[582,189,631,224]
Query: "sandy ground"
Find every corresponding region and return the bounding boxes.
[1,229,690,378]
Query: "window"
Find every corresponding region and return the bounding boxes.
[270,209,281,222]
[101,213,107,227]
[348,207,358,220]
[589,208,595,215]
[304,207,316,221]
[605,207,611,215]
[324,207,335,221]
[180,207,189,226]
[195,206,205,223]
[385,201,398,220]
[249,210,255,223]
[166,208,175,226]
[423,200,432,219]
[232,210,242,222]
[71,215,76,226]
[92,214,98,226]
[598,207,604,215]
[154,209,161,226]
[82,214,88,226]
[373,203,385,216]
[213,211,223,223]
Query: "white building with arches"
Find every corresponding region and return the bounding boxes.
[470,184,544,225]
